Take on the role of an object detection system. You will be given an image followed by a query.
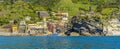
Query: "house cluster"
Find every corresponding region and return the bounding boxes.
[0,11,69,36]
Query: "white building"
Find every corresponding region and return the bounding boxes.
[27,24,44,34]
[25,16,31,21]
[62,17,68,23]
[20,20,26,26]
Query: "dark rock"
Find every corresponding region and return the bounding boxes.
[65,19,104,36]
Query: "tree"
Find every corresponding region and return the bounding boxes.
[71,0,79,3]
[33,0,60,9]
[14,19,18,24]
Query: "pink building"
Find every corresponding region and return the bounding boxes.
[47,22,56,33]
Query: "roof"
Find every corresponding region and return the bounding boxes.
[2,24,12,28]
[12,25,17,27]
[55,13,68,17]
[37,11,49,17]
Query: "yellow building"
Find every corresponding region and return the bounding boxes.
[12,25,18,33]
[36,22,44,28]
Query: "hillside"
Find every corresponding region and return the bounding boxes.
[0,0,120,26]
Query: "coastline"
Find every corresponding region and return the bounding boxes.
[0,32,47,36]
[0,32,101,36]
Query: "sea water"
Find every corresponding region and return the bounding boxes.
[0,36,119,49]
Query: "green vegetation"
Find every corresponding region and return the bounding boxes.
[0,0,120,26]
[101,8,118,15]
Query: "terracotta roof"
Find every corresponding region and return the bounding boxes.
[2,24,12,28]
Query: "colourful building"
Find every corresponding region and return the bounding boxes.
[47,22,56,33]
[12,25,18,33]
[27,23,44,34]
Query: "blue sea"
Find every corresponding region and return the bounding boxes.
[0,36,120,49]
